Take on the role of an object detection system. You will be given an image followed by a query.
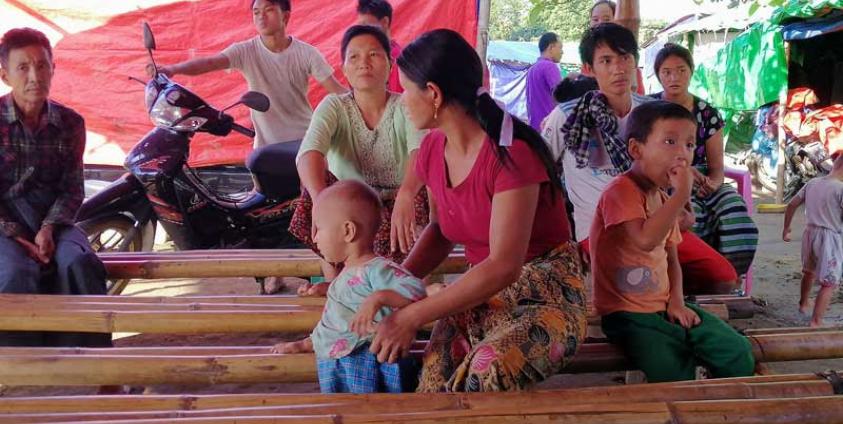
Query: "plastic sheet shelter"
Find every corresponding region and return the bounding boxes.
[0,0,478,167]
[690,0,843,113]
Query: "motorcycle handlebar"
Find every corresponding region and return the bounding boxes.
[231,123,255,138]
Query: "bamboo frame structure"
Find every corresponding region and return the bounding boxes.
[0,332,839,387]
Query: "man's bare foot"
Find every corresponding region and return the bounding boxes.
[271,337,313,354]
[262,276,287,295]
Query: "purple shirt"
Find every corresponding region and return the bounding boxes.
[526,57,562,130]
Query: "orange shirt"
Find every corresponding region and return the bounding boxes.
[589,174,682,316]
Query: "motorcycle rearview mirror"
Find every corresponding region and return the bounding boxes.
[142,22,159,79]
[240,91,270,112]
[142,22,156,50]
[219,91,271,114]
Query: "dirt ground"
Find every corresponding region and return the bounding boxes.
[2,192,841,398]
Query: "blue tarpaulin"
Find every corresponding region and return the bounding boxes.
[782,11,843,40]
[489,61,531,121]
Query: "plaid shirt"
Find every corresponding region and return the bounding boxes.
[0,94,85,238]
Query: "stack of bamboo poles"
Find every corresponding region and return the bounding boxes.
[0,372,841,423]
[98,249,469,279]
[0,328,839,386]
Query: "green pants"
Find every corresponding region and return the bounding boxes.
[601,303,755,383]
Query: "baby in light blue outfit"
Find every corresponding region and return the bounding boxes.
[272,180,425,393]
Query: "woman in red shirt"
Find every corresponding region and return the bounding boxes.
[369,29,587,392]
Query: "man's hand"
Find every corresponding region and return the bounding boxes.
[667,300,701,329]
[34,224,55,261]
[145,63,173,78]
[14,236,49,265]
[782,227,792,242]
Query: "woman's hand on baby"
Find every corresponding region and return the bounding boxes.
[271,337,313,354]
[390,193,417,254]
[667,301,701,329]
[370,309,417,364]
[350,296,383,336]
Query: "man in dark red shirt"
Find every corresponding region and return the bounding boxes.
[357,0,403,93]
[0,28,109,347]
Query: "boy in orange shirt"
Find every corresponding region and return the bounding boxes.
[589,101,755,382]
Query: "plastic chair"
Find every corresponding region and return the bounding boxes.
[724,167,754,296]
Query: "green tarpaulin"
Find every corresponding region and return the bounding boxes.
[690,0,843,112]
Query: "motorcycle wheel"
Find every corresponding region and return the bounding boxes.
[79,215,144,295]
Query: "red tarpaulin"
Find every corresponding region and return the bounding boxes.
[1,0,478,166]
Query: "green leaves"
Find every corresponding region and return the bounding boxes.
[490,0,591,41]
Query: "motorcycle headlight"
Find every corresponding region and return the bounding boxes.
[149,95,208,131]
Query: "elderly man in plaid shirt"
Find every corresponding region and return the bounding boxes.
[0,28,110,347]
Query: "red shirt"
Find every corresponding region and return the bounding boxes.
[388,40,403,93]
[416,131,572,266]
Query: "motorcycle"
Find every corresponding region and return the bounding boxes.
[77,23,303,295]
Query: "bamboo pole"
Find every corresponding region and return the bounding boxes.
[0,309,322,334]
[0,294,327,307]
[0,301,319,312]
[0,381,835,424]
[742,326,843,336]
[97,248,466,260]
[0,295,747,326]
[0,381,834,424]
[7,323,825,358]
[0,333,840,387]
[0,300,319,312]
[0,372,835,414]
[12,397,843,424]
[671,396,843,424]
[748,332,843,362]
[103,256,467,279]
[0,298,731,334]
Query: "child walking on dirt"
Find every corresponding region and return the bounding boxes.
[590,101,755,382]
[271,180,426,393]
[783,151,843,327]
